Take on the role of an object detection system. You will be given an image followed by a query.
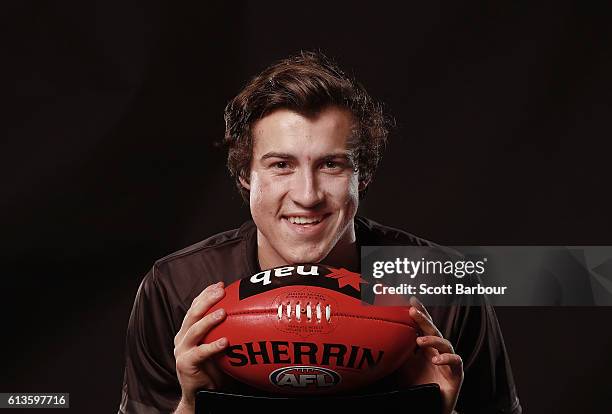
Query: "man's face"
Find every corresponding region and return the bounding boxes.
[241,106,362,268]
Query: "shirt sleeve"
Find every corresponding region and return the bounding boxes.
[432,300,522,414]
[118,265,182,414]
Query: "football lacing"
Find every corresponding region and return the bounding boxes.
[277,301,331,323]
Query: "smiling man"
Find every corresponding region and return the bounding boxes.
[243,106,361,270]
[119,52,521,414]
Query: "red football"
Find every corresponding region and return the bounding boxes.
[203,264,418,395]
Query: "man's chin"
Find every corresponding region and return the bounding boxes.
[282,248,328,265]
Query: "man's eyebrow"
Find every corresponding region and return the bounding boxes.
[260,152,296,161]
[320,152,352,161]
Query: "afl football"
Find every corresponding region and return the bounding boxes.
[203,264,418,394]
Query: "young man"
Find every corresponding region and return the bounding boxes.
[118,52,521,414]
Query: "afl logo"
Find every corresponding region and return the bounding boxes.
[269,366,341,389]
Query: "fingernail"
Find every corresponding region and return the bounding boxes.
[214,309,225,319]
[217,337,228,347]
[212,288,223,298]
[418,337,426,344]
[432,356,440,363]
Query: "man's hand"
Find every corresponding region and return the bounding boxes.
[399,297,464,414]
[173,282,228,413]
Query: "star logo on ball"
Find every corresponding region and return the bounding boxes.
[325,267,369,291]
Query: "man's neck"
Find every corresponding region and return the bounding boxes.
[320,233,360,271]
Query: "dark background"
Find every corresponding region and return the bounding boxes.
[3,1,612,412]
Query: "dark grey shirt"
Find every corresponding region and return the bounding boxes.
[118,217,521,413]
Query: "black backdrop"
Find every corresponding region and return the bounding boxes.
[3,1,612,412]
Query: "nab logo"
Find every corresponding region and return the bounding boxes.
[269,366,341,389]
[249,265,321,286]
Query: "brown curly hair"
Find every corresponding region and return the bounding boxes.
[223,50,393,202]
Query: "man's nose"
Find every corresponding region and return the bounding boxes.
[290,169,324,208]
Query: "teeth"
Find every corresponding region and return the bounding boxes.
[287,216,323,225]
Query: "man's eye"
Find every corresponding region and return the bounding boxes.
[274,161,288,169]
[324,161,339,169]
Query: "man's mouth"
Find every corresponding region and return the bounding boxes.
[282,214,331,234]
[286,215,324,225]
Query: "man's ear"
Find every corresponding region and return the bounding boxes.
[358,178,370,192]
[239,175,251,191]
